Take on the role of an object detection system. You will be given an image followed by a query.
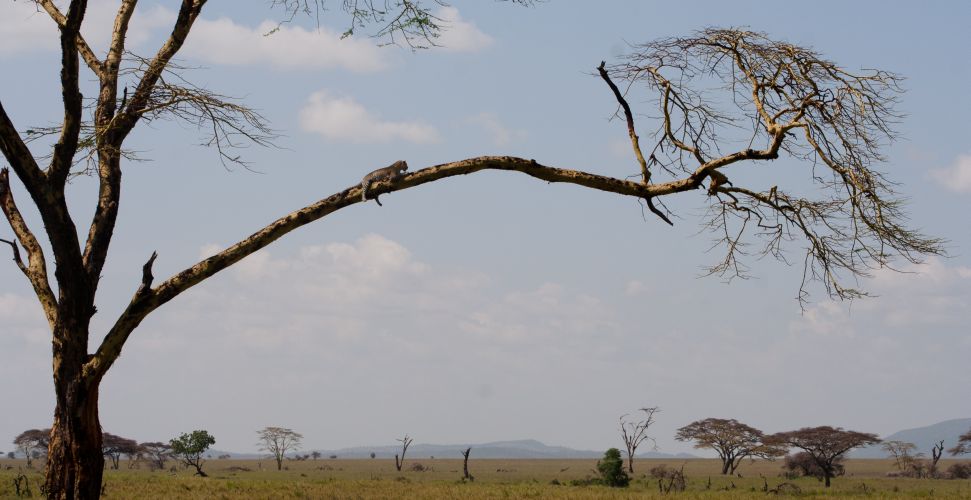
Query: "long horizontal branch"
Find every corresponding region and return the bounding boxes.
[85,155,708,380]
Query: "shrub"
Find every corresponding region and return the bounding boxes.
[946,462,971,479]
[783,452,844,481]
[596,448,630,488]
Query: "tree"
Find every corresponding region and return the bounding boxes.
[395,434,413,472]
[675,418,784,475]
[596,448,630,488]
[256,427,303,471]
[0,1,943,496]
[930,440,945,477]
[619,406,659,473]
[101,433,140,470]
[460,447,473,481]
[13,429,50,469]
[783,451,844,480]
[310,451,321,461]
[139,442,171,471]
[949,428,971,456]
[882,440,924,476]
[169,430,215,478]
[769,426,880,487]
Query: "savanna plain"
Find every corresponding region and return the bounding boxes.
[2,458,970,499]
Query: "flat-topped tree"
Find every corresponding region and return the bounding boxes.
[675,418,784,475]
[769,426,880,487]
[0,1,942,497]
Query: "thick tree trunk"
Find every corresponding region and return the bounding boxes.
[721,459,731,475]
[44,323,104,500]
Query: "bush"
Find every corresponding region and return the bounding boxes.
[783,452,844,481]
[596,448,630,488]
[946,462,971,479]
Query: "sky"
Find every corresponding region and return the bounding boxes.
[0,1,969,456]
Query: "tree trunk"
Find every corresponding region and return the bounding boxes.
[44,322,104,500]
[721,459,731,475]
[44,376,104,499]
[824,472,831,488]
[276,455,283,471]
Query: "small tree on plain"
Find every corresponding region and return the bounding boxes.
[461,447,473,481]
[139,442,171,471]
[394,435,413,472]
[596,448,630,488]
[169,430,215,477]
[930,440,945,477]
[256,427,303,471]
[675,418,784,475]
[101,433,140,470]
[13,429,49,469]
[620,406,659,474]
[769,427,879,487]
[881,441,923,472]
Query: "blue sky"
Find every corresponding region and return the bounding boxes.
[1,1,969,455]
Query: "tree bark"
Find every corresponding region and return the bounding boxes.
[44,325,104,499]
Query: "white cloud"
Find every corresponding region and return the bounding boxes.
[434,7,494,52]
[930,153,971,193]
[789,257,971,333]
[0,1,172,57]
[299,90,441,144]
[182,18,388,72]
[625,280,649,296]
[467,112,526,146]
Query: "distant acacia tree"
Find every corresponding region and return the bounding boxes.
[675,418,783,475]
[13,429,50,469]
[256,427,303,471]
[882,440,923,476]
[169,430,215,477]
[395,435,413,472]
[769,427,880,487]
[949,428,971,456]
[619,407,659,473]
[311,451,321,460]
[139,442,171,471]
[101,433,139,470]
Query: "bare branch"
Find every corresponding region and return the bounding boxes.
[606,28,943,303]
[0,168,57,327]
[34,0,104,77]
[47,0,88,186]
[0,237,27,275]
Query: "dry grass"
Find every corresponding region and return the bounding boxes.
[2,458,969,498]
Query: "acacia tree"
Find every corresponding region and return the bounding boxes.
[0,1,943,497]
[13,429,50,469]
[769,426,880,487]
[100,433,139,470]
[675,418,783,475]
[138,441,171,471]
[257,427,303,471]
[169,430,215,478]
[950,428,971,456]
[619,406,659,473]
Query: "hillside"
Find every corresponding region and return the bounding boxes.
[853,418,971,458]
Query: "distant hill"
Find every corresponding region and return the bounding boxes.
[304,439,696,460]
[853,418,971,458]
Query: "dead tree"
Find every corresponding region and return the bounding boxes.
[620,406,659,473]
[930,440,945,477]
[0,8,943,497]
[394,435,413,472]
[461,447,473,481]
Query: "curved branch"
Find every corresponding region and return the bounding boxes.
[84,155,695,380]
[35,0,104,77]
[0,169,57,327]
[47,0,87,186]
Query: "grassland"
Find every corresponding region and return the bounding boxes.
[2,458,970,498]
